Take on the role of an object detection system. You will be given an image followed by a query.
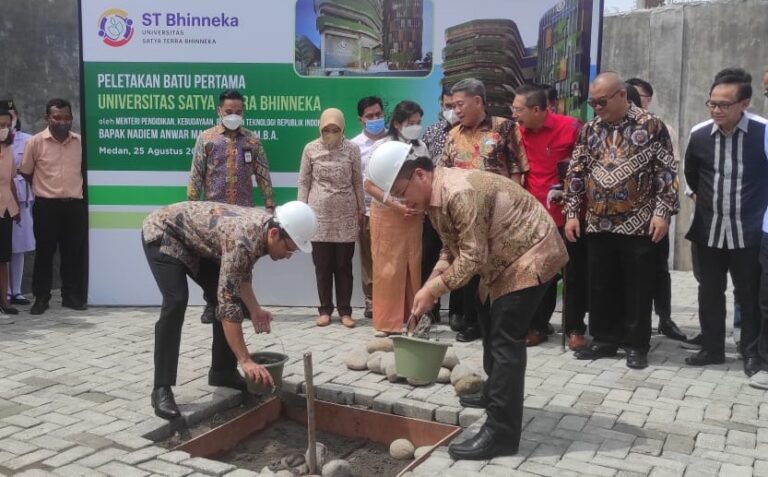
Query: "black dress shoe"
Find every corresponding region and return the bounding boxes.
[681,333,703,350]
[208,369,247,391]
[151,386,180,420]
[626,349,648,369]
[200,304,215,324]
[30,298,50,315]
[62,299,88,311]
[685,350,725,366]
[456,326,481,342]
[10,295,30,306]
[459,393,488,408]
[448,313,465,332]
[658,319,686,341]
[574,343,618,360]
[0,304,18,315]
[744,357,763,377]
[448,424,518,460]
[364,303,373,319]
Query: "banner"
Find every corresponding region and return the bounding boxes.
[80,0,603,305]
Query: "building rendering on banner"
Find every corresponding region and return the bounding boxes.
[441,19,526,118]
[536,0,594,117]
[307,0,426,75]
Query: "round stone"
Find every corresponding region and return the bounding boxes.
[344,347,368,371]
[366,351,386,374]
[450,363,474,386]
[437,367,451,383]
[442,348,459,369]
[321,459,353,477]
[366,337,394,353]
[454,375,483,396]
[389,438,415,459]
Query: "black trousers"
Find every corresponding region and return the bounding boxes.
[476,281,550,439]
[143,240,237,387]
[461,275,481,328]
[32,198,87,304]
[696,243,760,357]
[529,278,558,333]
[653,235,672,320]
[753,234,768,363]
[587,233,655,351]
[564,237,588,335]
[421,219,442,312]
[311,241,355,316]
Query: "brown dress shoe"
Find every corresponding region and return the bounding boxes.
[316,314,331,327]
[568,332,587,351]
[340,315,356,328]
[525,329,548,347]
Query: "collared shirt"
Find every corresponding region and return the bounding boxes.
[142,202,270,322]
[19,128,83,199]
[423,118,453,164]
[424,167,568,303]
[438,115,529,178]
[11,131,32,204]
[350,132,380,215]
[0,144,19,217]
[297,137,365,242]
[520,113,581,227]
[685,113,768,249]
[563,105,679,236]
[187,125,274,208]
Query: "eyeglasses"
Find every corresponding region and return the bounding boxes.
[587,89,622,108]
[390,170,416,199]
[705,100,740,111]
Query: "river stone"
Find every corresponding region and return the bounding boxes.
[321,459,353,477]
[259,467,275,477]
[441,348,459,369]
[414,445,433,459]
[344,347,368,371]
[281,452,305,468]
[389,438,415,459]
[306,442,328,469]
[454,375,483,396]
[366,337,394,353]
[436,367,451,383]
[385,360,400,383]
[274,471,293,477]
[450,363,474,386]
[366,351,386,374]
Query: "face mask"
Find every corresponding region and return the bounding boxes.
[401,124,422,141]
[50,122,72,137]
[442,109,458,124]
[322,131,342,146]
[0,128,8,142]
[364,118,386,135]
[221,114,243,131]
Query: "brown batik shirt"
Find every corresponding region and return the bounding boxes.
[142,202,270,322]
[424,167,569,303]
[563,105,679,235]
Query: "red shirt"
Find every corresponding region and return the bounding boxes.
[520,113,581,227]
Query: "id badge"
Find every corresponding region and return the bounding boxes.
[244,150,253,163]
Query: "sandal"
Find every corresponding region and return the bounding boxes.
[316,314,331,327]
[340,315,356,329]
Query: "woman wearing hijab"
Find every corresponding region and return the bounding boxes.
[365,100,428,336]
[0,109,22,317]
[298,108,365,328]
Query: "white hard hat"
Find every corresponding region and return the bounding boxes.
[366,141,412,200]
[274,201,317,253]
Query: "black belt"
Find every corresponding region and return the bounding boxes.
[37,197,83,202]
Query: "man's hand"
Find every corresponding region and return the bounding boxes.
[241,361,274,388]
[250,308,273,334]
[412,286,438,317]
[649,216,669,243]
[564,218,581,242]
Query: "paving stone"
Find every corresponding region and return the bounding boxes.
[695,433,726,451]
[754,460,768,477]
[97,461,151,476]
[3,448,57,470]
[53,463,108,476]
[138,458,194,476]
[180,457,236,476]
[726,429,756,449]
[458,408,485,427]
[158,451,193,464]
[223,470,260,477]
[563,440,599,461]
[118,446,167,465]
[556,457,616,476]
[664,434,695,454]
[718,463,751,477]
[435,406,460,425]
[43,445,97,467]
[557,415,587,432]
[393,398,437,421]
[77,448,130,468]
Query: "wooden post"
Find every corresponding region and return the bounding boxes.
[303,352,317,474]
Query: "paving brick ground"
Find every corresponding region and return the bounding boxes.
[0,271,763,476]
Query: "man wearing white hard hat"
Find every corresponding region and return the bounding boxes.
[367,142,568,460]
[141,200,317,420]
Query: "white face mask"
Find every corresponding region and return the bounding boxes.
[221,114,243,131]
[0,128,9,142]
[442,109,458,124]
[401,124,422,141]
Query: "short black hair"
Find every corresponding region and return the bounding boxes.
[219,89,244,105]
[625,83,642,108]
[626,78,654,97]
[440,85,452,98]
[711,67,753,100]
[515,84,549,109]
[357,96,383,117]
[395,156,434,182]
[45,98,72,116]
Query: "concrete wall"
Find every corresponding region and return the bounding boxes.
[602,0,768,269]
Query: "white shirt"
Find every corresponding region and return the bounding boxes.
[350,132,380,215]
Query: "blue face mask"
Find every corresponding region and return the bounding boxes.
[364,118,386,135]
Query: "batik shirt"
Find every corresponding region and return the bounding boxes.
[424,167,568,303]
[423,119,452,164]
[187,125,275,208]
[563,105,679,235]
[439,115,529,178]
[142,202,269,323]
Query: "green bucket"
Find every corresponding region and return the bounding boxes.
[246,351,289,395]
[391,336,451,383]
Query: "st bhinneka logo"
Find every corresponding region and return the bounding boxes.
[97,8,135,47]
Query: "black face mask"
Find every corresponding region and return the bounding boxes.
[50,122,72,136]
